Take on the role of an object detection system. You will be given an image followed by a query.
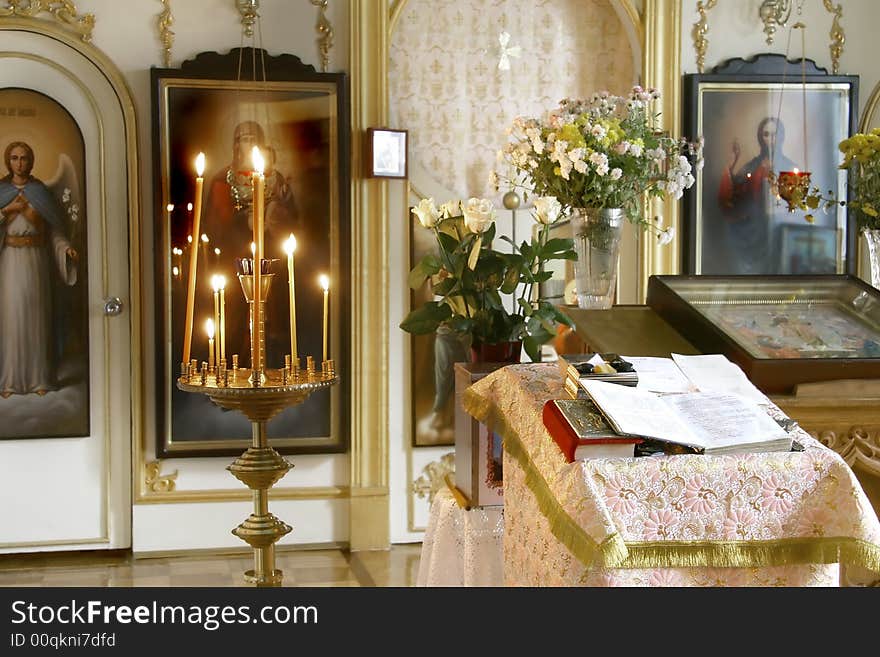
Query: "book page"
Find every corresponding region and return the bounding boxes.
[579,380,701,446]
[661,392,790,452]
[622,356,695,393]
[671,353,768,404]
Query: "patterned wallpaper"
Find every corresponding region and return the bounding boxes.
[390,0,636,201]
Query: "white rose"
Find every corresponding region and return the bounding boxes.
[439,199,462,218]
[658,226,675,246]
[609,168,623,181]
[463,197,496,234]
[533,196,562,225]
[413,197,440,228]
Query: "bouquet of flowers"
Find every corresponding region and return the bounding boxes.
[837,129,880,229]
[496,87,702,241]
[399,196,576,362]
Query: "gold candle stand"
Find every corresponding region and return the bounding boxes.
[177,268,338,587]
[177,368,337,586]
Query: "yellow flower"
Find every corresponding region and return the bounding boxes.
[559,123,585,148]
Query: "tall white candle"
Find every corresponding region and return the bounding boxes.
[182,153,205,364]
[319,274,330,363]
[283,234,298,363]
[251,147,265,379]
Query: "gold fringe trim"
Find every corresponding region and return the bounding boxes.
[463,387,629,568]
[462,387,880,575]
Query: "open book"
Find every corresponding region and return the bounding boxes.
[579,379,792,455]
[563,352,769,404]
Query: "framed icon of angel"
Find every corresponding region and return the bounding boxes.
[0,87,89,439]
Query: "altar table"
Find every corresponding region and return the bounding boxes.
[462,364,880,586]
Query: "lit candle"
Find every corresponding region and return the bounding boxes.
[251,146,265,380]
[182,152,205,365]
[283,233,298,363]
[205,318,215,372]
[218,275,226,364]
[319,274,330,363]
[211,275,221,370]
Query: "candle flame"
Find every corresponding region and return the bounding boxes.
[319,274,330,291]
[251,146,265,175]
[250,242,256,255]
[166,203,175,212]
[205,318,215,339]
[214,247,221,256]
[201,233,209,243]
[195,152,206,177]
[187,202,193,212]
[283,233,297,255]
[187,235,193,244]
[793,167,800,174]
[217,275,226,290]
[172,266,180,276]
[211,274,223,292]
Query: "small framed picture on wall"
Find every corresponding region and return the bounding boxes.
[366,127,407,178]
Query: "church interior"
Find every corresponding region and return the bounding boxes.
[2,0,880,590]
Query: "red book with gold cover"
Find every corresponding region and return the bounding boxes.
[542,399,643,462]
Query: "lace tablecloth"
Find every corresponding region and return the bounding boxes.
[463,364,880,586]
[417,487,504,586]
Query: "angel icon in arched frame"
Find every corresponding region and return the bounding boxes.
[0,88,88,439]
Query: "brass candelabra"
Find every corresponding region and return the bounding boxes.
[177,270,337,587]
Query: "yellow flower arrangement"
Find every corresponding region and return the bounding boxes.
[838,129,880,225]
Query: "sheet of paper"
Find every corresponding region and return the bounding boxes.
[661,392,790,452]
[622,356,696,393]
[671,353,768,404]
[579,380,701,445]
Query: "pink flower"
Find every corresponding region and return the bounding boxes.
[682,476,718,515]
[761,472,795,514]
[604,473,640,515]
[722,507,757,540]
[644,509,678,540]
[648,569,683,587]
[793,504,835,537]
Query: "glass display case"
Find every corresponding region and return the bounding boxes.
[646,274,880,393]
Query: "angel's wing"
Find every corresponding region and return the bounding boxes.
[44,153,82,245]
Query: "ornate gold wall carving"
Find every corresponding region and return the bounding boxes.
[691,0,717,74]
[0,1,94,41]
[157,0,174,67]
[144,461,178,493]
[310,0,334,72]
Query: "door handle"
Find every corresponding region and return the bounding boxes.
[103,297,124,317]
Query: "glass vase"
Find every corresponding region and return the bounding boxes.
[863,228,880,289]
[570,207,624,310]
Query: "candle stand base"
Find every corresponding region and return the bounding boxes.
[178,367,338,587]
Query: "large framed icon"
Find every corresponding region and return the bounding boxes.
[152,48,350,457]
[682,54,858,276]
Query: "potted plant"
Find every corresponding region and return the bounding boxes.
[400,196,576,364]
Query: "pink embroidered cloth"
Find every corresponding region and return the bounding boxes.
[463,364,880,586]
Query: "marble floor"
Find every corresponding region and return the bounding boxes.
[0,544,423,587]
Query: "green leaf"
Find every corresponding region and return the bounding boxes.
[437,231,459,254]
[517,298,534,316]
[432,276,455,296]
[399,302,451,335]
[500,266,521,294]
[468,235,482,270]
[533,270,553,283]
[523,335,542,363]
[407,254,442,289]
[542,237,575,255]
